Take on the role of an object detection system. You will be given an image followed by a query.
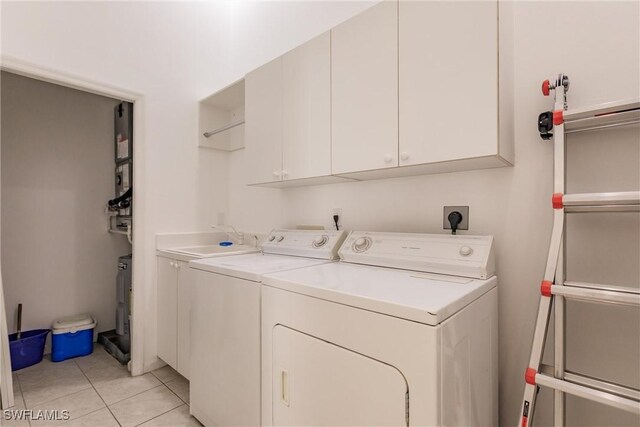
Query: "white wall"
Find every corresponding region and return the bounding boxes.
[221,2,640,426]
[1,72,132,347]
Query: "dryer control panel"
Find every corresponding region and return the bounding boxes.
[339,231,495,279]
[262,229,347,260]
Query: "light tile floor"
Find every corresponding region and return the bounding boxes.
[4,344,201,427]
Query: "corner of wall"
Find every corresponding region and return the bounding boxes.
[498,0,515,166]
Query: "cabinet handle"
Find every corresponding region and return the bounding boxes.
[281,369,290,407]
[384,154,393,163]
[273,171,281,177]
[282,170,289,178]
[400,152,409,161]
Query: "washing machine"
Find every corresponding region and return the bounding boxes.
[261,231,498,427]
[189,229,346,427]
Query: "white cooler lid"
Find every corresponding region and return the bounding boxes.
[52,314,96,334]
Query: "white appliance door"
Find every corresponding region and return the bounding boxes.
[272,326,408,426]
[190,270,260,426]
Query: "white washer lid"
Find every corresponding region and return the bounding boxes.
[261,262,497,325]
[189,253,335,282]
[52,314,95,332]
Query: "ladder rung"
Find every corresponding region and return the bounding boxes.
[565,205,640,213]
[564,98,640,133]
[564,99,640,121]
[565,281,640,295]
[540,364,640,402]
[566,110,640,134]
[535,373,640,415]
[563,191,640,212]
[552,282,640,306]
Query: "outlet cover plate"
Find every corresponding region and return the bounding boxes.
[443,206,469,230]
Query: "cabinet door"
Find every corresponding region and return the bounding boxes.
[399,0,498,165]
[282,32,331,180]
[157,257,178,368]
[331,0,398,174]
[245,57,283,184]
[176,260,191,380]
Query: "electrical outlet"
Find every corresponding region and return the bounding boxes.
[443,206,469,231]
[331,208,343,230]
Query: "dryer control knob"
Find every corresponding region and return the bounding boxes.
[276,236,285,242]
[312,235,329,248]
[352,237,372,253]
[268,235,276,242]
[459,246,473,256]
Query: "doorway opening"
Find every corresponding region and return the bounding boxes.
[0,60,146,409]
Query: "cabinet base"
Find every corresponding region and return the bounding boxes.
[336,154,512,181]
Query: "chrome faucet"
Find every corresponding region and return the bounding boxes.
[211,225,245,245]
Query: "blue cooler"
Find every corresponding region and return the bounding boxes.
[51,314,96,362]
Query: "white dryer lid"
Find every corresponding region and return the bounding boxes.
[189,253,334,282]
[261,262,496,325]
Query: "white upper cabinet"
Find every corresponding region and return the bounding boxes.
[331,0,399,175]
[282,32,331,180]
[242,0,511,186]
[245,57,283,184]
[399,1,499,166]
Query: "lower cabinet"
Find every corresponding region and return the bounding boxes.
[156,256,191,379]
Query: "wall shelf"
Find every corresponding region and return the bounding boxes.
[198,79,245,151]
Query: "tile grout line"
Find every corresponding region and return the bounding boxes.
[162,379,189,407]
[19,349,189,426]
[149,369,179,385]
[18,362,93,411]
[58,407,108,427]
[13,373,31,427]
[131,399,186,427]
[149,369,189,406]
[103,383,181,427]
[73,358,123,427]
[99,378,165,407]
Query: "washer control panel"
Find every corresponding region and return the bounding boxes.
[262,229,347,260]
[339,231,495,279]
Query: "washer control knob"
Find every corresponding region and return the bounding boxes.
[459,246,473,256]
[312,235,329,248]
[352,237,372,253]
[268,235,276,242]
[276,235,285,242]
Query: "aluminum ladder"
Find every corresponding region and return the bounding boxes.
[519,74,640,427]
